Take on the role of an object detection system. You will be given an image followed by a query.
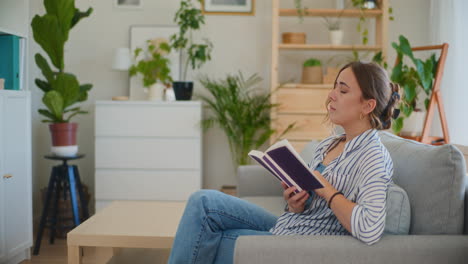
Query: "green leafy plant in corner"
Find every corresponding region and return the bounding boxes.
[129,39,173,88]
[390,35,438,134]
[197,72,295,169]
[170,0,213,81]
[31,0,93,123]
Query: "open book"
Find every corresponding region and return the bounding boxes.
[248,139,324,194]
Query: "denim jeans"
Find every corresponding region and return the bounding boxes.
[168,190,278,264]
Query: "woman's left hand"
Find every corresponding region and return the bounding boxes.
[312,170,338,202]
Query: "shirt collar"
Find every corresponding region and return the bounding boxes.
[320,128,378,159]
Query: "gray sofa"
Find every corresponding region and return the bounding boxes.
[234,132,468,264]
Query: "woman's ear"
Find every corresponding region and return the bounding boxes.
[362,99,377,115]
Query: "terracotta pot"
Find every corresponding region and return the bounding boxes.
[49,123,78,156]
[301,66,323,84]
[282,32,306,44]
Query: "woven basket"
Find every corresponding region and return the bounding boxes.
[301,66,323,84]
[282,32,306,44]
[41,184,91,238]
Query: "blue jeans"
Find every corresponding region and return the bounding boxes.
[168,190,278,264]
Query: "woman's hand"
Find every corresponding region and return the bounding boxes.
[312,170,337,203]
[281,182,309,213]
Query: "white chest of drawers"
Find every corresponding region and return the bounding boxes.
[94,101,202,211]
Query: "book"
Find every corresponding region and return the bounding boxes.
[0,34,20,90]
[248,139,324,194]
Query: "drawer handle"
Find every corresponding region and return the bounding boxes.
[3,174,12,179]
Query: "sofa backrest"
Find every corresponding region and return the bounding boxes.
[379,132,466,235]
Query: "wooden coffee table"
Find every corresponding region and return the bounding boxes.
[67,201,186,264]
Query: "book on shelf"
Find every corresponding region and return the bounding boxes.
[0,34,20,90]
[248,139,323,194]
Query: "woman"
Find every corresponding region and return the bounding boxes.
[168,61,401,264]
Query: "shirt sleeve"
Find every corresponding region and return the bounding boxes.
[350,152,391,245]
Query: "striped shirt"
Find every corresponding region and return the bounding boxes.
[270,129,393,245]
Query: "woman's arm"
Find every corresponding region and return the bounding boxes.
[313,169,390,245]
[313,171,355,233]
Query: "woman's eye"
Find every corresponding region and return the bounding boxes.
[340,90,347,94]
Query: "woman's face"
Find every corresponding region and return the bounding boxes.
[327,67,370,127]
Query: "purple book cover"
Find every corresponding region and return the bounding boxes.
[267,146,323,191]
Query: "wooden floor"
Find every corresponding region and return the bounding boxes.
[20,235,170,264]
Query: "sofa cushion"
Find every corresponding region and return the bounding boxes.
[384,183,411,235]
[379,132,466,235]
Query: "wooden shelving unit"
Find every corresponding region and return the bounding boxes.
[270,0,389,151]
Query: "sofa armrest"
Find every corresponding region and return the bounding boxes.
[237,165,282,197]
[234,235,468,264]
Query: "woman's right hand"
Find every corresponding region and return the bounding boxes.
[281,182,309,213]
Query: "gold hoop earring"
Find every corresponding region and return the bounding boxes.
[360,113,364,120]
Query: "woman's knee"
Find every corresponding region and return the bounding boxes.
[188,189,221,206]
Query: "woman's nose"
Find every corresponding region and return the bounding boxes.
[328,89,336,101]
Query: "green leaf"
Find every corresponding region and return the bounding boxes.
[398,35,414,59]
[50,73,80,108]
[425,98,430,110]
[38,109,57,123]
[71,7,93,28]
[35,53,54,82]
[31,14,66,70]
[42,90,64,122]
[44,0,74,40]
[392,117,404,134]
[35,79,52,93]
[77,83,93,102]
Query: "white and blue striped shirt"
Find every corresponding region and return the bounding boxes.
[270,129,393,245]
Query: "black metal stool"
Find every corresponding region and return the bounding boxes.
[33,154,89,255]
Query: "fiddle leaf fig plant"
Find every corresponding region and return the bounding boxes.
[31,0,93,123]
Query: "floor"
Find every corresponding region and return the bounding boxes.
[20,235,170,264]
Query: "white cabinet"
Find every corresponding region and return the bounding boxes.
[94,101,202,211]
[0,91,32,264]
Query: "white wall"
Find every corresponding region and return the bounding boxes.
[29,0,432,217]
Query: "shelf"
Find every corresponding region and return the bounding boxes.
[279,44,382,51]
[278,8,382,18]
[278,110,327,115]
[281,83,333,89]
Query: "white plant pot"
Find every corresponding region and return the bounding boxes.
[51,145,78,157]
[146,83,165,101]
[329,30,343,46]
[400,111,426,137]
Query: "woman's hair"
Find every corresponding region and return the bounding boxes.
[325,61,401,130]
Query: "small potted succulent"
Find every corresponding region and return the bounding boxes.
[31,0,93,157]
[129,38,172,101]
[301,58,323,84]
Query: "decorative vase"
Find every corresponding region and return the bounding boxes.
[301,66,323,84]
[49,123,78,157]
[329,30,343,45]
[147,83,165,101]
[173,81,194,100]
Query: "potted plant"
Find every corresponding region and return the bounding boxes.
[129,38,172,101]
[322,16,343,45]
[301,58,323,84]
[197,72,294,170]
[390,35,438,135]
[170,0,213,100]
[31,0,93,157]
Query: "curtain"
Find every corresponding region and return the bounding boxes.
[429,0,468,145]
